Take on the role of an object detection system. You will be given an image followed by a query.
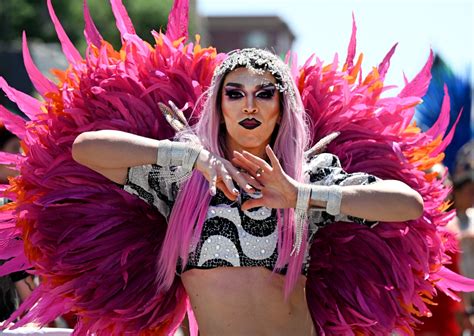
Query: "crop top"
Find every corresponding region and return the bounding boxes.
[123,153,379,275]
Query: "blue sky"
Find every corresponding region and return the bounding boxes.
[198,0,473,91]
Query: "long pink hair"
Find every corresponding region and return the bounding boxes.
[157,50,310,297]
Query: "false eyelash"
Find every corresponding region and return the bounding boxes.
[224,90,244,99]
[257,89,276,99]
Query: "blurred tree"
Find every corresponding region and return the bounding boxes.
[0,0,199,116]
[0,0,197,50]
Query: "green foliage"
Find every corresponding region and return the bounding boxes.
[0,0,195,50]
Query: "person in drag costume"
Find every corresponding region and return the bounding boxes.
[0,0,473,335]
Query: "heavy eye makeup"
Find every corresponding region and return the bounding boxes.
[256,87,276,99]
[224,88,244,100]
[223,83,276,100]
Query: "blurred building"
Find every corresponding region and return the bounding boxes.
[203,16,295,54]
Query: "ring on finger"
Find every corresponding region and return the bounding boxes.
[255,167,264,175]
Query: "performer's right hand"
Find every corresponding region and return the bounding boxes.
[194,149,263,200]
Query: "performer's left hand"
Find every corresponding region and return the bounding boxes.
[232,145,298,211]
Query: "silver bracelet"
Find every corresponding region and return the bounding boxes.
[293,183,312,255]
[182,142,203,171]
[326,185,343,216]
[169,143,187,166]
[156,140,172,166]
[156,140,202,169]
[309,185,329,209]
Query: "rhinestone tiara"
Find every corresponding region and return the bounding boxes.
[212,48,294,94]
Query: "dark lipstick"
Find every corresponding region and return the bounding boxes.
[239,118,262,130]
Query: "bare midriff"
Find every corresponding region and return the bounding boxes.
[181,267,315,336]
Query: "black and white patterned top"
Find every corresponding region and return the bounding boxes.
[123,153,380,274]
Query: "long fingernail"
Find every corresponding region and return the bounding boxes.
[233,188,239,194]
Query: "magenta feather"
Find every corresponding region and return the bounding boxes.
[0,105,26,139]
[0,152,21,167]
[426,85,451,138]
[434,267,474,299]
[46,0,83,65]
[399,50,434,99]
[83,0,103,47]
[344,14,357,69]
[110,0,136,38]
[378,43,398,80]
[166,0,189,41]
[0,77,42,119]
[22,32,58,96]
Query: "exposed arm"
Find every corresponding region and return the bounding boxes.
[73,131,161,168]
[72,130,160,184]
[72,130,259,198]
[308,180,424,222]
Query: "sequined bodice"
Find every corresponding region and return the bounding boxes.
[184,189,281,272]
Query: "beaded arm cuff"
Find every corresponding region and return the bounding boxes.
[156,140,203,183]
[293,184,312,255]
[326,185,343,216]
[307,185,343,216]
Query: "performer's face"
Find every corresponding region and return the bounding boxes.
[221,67,281,157]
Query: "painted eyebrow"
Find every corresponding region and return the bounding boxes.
[224,82,276,90]
[224,82,244,88]
[259,83,276,90]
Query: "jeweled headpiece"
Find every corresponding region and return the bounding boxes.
[212,48,294,94]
